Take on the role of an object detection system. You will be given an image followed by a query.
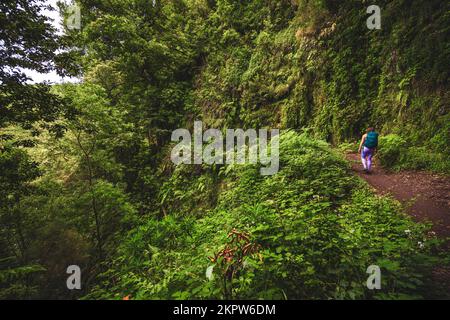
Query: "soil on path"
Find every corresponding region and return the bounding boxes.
[347,153,450,237]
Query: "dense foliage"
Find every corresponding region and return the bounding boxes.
[0,0,448,299]
[87,131,445,299]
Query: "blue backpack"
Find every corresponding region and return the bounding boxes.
[364,131,379,148]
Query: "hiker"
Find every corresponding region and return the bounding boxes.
[358,127,379,173]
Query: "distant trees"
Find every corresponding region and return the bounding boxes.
[0,0,61,299]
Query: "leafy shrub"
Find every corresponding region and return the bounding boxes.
[397,146,450,174]
[378,134,450,173]
[429,116,450,155]
[378,134,406,168]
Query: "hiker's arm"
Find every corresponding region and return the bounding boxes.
[358,135,366,153]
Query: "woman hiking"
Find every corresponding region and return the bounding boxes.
[358,127,379,174]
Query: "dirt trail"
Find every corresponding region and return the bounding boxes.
[346,153,450,237]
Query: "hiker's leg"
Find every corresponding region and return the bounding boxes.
[366,148,373,171]
[361,148,367,170]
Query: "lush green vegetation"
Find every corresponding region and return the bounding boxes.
[0,0,449,299]
[86,131,445,299]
